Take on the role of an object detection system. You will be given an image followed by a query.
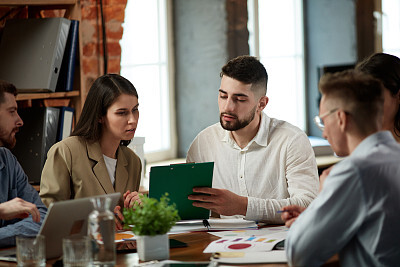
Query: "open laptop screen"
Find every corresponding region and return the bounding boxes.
[0,193,121,262]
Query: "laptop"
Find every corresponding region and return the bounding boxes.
[149,162,214,220]
[0,193,121,261]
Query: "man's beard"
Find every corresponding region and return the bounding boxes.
[0,127,18,149]
[220,105,257,131]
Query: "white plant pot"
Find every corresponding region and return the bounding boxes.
[136,234,169,261]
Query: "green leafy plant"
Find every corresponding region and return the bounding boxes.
[123,193,180,236]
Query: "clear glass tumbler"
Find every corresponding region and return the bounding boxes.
[16,235,45,267]
[62,236,91,267]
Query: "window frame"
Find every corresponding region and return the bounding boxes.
[120,0,177,163]
[247,0,306,130]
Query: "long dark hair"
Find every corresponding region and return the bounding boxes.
[356,53,400,137]
[72,74,138,143]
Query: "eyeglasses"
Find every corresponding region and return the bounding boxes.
[313,108,338,131]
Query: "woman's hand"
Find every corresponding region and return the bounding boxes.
[319,165,334,192]
[123,190,142,208]
[114,205,125,231]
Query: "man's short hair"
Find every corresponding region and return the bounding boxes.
[319,69,384,135]
[220,55,268,97]
[0,80,17,104]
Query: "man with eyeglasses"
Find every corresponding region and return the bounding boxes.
[282,70,400,266]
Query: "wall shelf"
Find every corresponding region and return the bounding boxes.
[1,0,84,119]
[1,1,76,6]
[16,91,79,101]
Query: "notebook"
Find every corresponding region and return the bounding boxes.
[0,193,121,261]
[149,162,214,220]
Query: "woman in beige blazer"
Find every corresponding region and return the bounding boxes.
[39,74,141,228]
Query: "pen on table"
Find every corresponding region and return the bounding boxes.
[203,219,210,231]
[114,212,125,226]
[122,238,136,241]
[276,210,288,214]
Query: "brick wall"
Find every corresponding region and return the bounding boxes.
[81,0,127,90]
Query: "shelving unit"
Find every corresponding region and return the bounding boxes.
[16,91,79,101]
[1,1,77,5]
[0,0,84,120]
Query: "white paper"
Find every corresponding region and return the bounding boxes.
[169,218,258,234]
[115,230,136,242]
[209,225,288,238]
[208,218,258,229]
[211,250,287,264]
[203,231,286,253]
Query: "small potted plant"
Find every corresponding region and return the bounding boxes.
[123,193,180,261]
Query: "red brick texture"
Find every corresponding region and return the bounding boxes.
[80,0,127,86]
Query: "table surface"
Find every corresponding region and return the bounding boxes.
[115,231,294,267]
[0,230,340,267]
[316,155,343,169]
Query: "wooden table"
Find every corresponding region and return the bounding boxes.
[316,155,343,174]
[114,231,338,266]
[113,231,218,266]
[0,231,340,266]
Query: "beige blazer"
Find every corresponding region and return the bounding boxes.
[39,136,141,208]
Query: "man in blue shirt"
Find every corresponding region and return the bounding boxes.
[282,70,400,266]
[0,80,47,247]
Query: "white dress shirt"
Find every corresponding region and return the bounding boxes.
[286,131,400,267]
[187,113,319,223]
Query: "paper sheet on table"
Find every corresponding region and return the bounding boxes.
[169,218,258,234]
[209,225,288,238]
[115,231,136,242]
[203,231,287,253]
[210,250,287,264]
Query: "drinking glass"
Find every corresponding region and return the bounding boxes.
[16,235,45,267]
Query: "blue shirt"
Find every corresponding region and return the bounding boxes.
[286,131,400,267]
[0,147,47,247]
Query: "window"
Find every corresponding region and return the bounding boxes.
[382,0,400,57]
[120,0,176,162]
[248,0,306,130]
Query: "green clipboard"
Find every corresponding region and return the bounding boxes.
[149,162,214,220]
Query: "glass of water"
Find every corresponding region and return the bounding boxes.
[16,235,45,267]
[62,236,91,267]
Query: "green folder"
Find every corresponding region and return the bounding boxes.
[149,162,214,220]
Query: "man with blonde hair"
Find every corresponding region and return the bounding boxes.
[283,70,400,266]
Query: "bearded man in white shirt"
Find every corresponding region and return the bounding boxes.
[187,55,319,223]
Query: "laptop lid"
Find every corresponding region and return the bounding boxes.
[149,162,214,220]
[39,193,121,259]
